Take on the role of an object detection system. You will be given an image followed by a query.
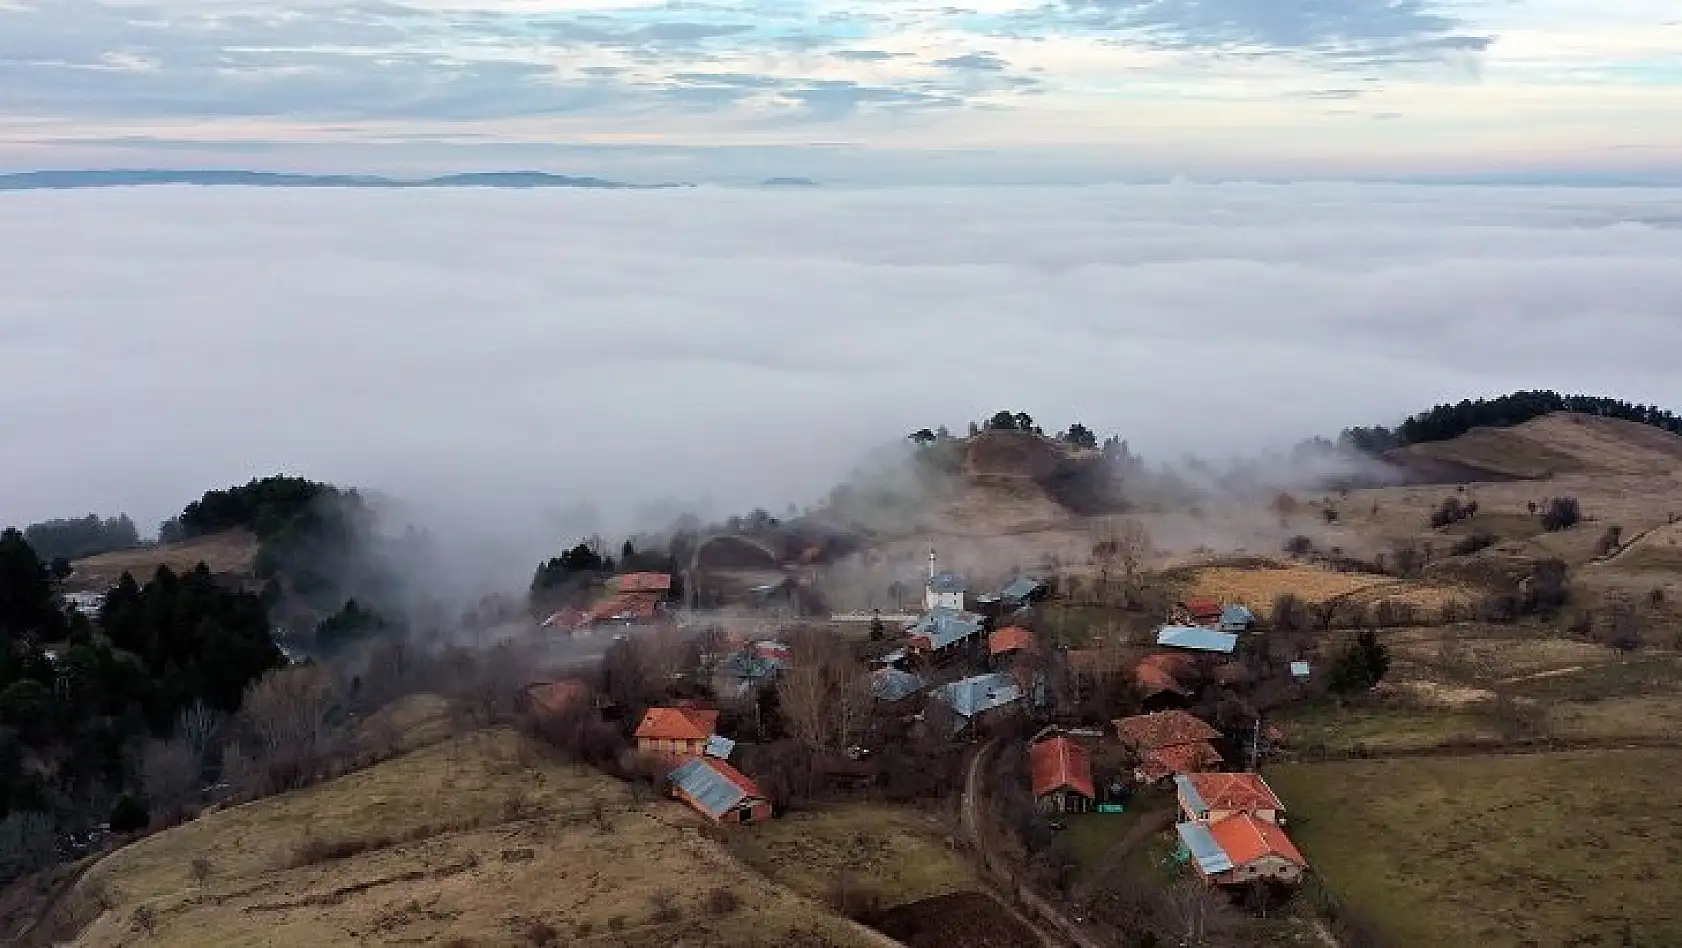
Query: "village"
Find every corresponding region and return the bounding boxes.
[524,543,1325,942]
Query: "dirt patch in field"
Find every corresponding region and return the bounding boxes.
[872,892,1041,948]
[1184,564,1469,617]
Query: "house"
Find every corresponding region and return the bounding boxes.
[906,609,985,660]
[1116,710,1224,786]
[934,672,1023,734]
[712,648,785,699]
[1218,605,1257,633]
[525,679,588,715]
[669,756,773,823]
[1176,813,1308,886]
[1157,626,1239,655]
[539,607,586,633]
[586,591,664,626]
[999,576,1048,607]
[989,625,1035,664]
[927,572,968,612]
[1134,653,1197,711]
[1030,736,1095,813]
[868,666,926,704]
[1138,741,1224,784]
[1175,772,1286,824]
[1179,598,1223,626]
[704,735,736,760]
[634,706,720,759]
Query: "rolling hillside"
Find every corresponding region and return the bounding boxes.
[67,530,259,591]
[1387,412,1682,481]
[31,729,885,948]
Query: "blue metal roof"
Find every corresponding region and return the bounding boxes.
[1157,626,1239,654]
[907,608,983,650]
[1176,822,1234,875]
[705,735,736,759]
[1174,774,1208,814]
[1218,605,1256,630]
[670,757,750,819]
[999,577,1044,601]
[1290,661,1311,679]
[937,672,1022,719]
[928,571,968,593]
[870,667,925,702]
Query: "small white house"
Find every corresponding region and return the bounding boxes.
[924,548,967,611]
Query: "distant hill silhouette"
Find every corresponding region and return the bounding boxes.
[0,169,690,191]
[760,177,820,187]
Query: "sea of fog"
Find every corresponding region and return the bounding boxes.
[3,182,1680,566]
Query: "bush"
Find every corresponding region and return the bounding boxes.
[190,856,212,885]
[1283,535,1314,557]
[1271,593,1311,633]
[649,888,683,925]
[109,794,149,834]
[705,887,742,916]
[1429,497,1478,528]
[1449,532,1497,557]
[1541,496,1582,531]
[1595,525,1624,557]
[525,921,559,946]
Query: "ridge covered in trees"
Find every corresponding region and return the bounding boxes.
[1341,391,1682,454]
[22,514,140,562]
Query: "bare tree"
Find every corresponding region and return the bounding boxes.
[141,738,201,825]
[1154,881,1243,947]
[174,701,226,763]
[238,664,341,795]
[778,659,832,751]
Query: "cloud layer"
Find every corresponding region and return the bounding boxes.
[3,182,1682,563]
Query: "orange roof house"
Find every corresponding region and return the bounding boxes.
[1181,598,1222,622]
[525,679,589,718]
[1178,812,1308,886]
[1137,741,1224,784]
[1114,710,1220,753]
[989,625,1035,658]
[587,592,663,624]
[635,706,720,760]
[1135,653,1196,697]
[540,608,586,632]
[1030,737,1095,812]
[1175,772,1286,824]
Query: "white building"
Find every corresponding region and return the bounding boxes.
[924,548,967,612]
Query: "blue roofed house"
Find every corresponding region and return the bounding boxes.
[999,576,1047,606]
[1218,605,1257,633]
[869,667,926,704]
[1157,626,1239,655]
[926,571,968,611]
[669,756,772,824]
[712,645,787,700]
[906,608,985,661]
[932,672,1024,734]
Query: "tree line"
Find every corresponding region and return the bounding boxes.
[22,514,140,562]
[1340,390,1682,454]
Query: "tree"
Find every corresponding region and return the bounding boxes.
[868,613,885,641]
[23,514,140,561]
[236,665,340,794]
[1329,630,1390,694]
[1541,496,1582,531]
[1062,423,1098,450]
[987,411,1019,431]
[140,738,200,825]
[0,529,67,644]
[907,429,937,445]
[108,794,148,834]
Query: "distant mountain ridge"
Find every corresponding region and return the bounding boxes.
[0,169,691,191]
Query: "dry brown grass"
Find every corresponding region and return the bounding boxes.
[1393,412,1682,479]
[59,729,879,948]
[68,530,258,589]
[1183,563,1470,617]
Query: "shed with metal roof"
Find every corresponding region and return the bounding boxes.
[668,757,772,824]
[1157,626,1239,654]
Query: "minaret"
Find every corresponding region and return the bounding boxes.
[928,547,938,582]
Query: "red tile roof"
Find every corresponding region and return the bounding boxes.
[1030,737,1095,799]
[1182,772,1284,813]
[1114,710,1220,751]
[1182,598,1222,619]
[526,679,589,716]
[1206,812,1306,869]
[989,625,1035,656]
[1134,653,1196,695]
[587,591,662,623]
[635,706,720,741]
[1138,741,1223,783]
[614,572,673,594]
[540,608,586,631]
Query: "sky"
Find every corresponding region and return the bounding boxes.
[4,183,1681,560]
[0,0,1679,181]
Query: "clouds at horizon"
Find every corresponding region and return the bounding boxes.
[0,0,1678,176]
[3,182,1682,581]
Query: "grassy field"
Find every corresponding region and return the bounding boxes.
[68,530,259,590]
[57,729,879,948]
[1274,702,1496,753]
[724,802,976,911]
[1182,564,1468,617]
[1269,750,1682,947]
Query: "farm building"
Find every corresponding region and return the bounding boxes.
[989,625,1035,663]
[539,607,586,633]
[1175,772,1285,825]
[1138,742,1224,785]
[1178,598,1223,626]
[906,608,985,660]
[1157,626,1238,655]
[933,672,1023,734]
[669,757,773,824]
[634,706,720,759]
[1029,736,1095,813]
[1176,814,1307,886]
[523,679,589,718]
[1134,653,1197,710]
